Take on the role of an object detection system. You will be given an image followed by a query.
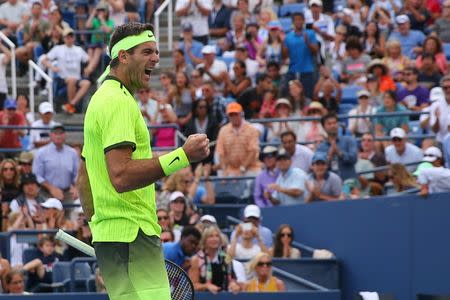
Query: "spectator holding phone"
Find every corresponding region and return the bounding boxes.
[228,221,268,260]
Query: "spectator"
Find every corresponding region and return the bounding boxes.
[418,53,442,89]
[189,226,244,294]
[17,151,33,176]
[306,152,343,202]
[173,49,194,76]
[382,40,410,78]
[313,67,342,114]
[400,0,430,31]
[238,74,273,119]
[374,90,409,137]
[178,23,204,66]
[168,191,200,227]
[9,173,45,216]
[366,59,396,92]
[228,221,268,260]
[198,45,228,87]
[161,229,175,243]
[0,253,10,292]
[267,61,282,92]
[7,210,33,266]
[367,0,400,26]
[387,163,419,193]
[244,22,263,60]
[432,0,450,43]
[280,131,313,173]
[198,214,218,228]
[305,0,335,52]
[387,14,425,59]
[328,25,346,77]
[0,158,21,208]
[29,102,57,152]
[316,113,358,180]
[282,12,318,99]
[0,99,26,155]
[171,71,195,126]
[358,132,388,166]
[200,81,227,126]
[341,37,371,85]
[40,197,74,230]
[215,102,260,176]
[136,87,159,125]
[259,89,277,118]
[296,102,327,146]
[157,208,173,232]
[256,20,284,67]
[265,148,308,205]
[418,146,450,195]
[362,21,385,58]
[267,98,299,142]
[63,206,92,260]
[209,0,231,38]
[348,90,377,137]
[224,12,246,51]
[229,0,256,28]
[254,146,279,208]
[396,66,430,112]
[230,205,273,248]
[32,125,79,201]
[231,46,259,84]
[0,0,29,44]
[175,0,212,45]
[3,269,30,295]
[223,59,252,99]
[163,226,202,269]
[269,224,301,258]
[0,43,10,108]
[416,36,448,75]
[339,8,362,39]
[16,95,33,126]
[191,69,205,99]
[385,127,424,171]
[256,8,277,42]
[287,79,311,115]
[153,103,178,147]
[430,75,450,143]
[42,28,93,114]
[245,253,286,292]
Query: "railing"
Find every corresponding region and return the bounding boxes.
[28,60,53,115]
[0,31,17,99]
[154,0,173,51]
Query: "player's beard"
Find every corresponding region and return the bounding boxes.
[128,63,149,91]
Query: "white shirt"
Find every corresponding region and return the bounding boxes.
[229,58,259,85]
[429,98,450,142]
[417,166,450,193]
[175,0,212,37]
[46,44,89,79]
[385,143,424,172]
[28,119,57,151]
[0,1,29,23]
[348,105,377,135]
[0,54,7,94]
[233,243,261,260]
[138,99,160,125]
[304,11,335,52]
[291,144,314,173]
[10,198,38,216]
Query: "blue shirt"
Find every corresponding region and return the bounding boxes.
[32,143,79,190]
[316,136,358,180]
[284,29,318,73]
[253,168,279,208]
[388,30,426,59]
[272,167,307,205]
[178,40,203,66]
[163,242,186,267]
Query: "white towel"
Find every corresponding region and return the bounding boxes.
[359,291,380,300]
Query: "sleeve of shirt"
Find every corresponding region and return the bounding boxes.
[99,97,138,152]
[46,47,57,61]
[253,174,265,207]
[341,138,358,163]
[232,260,247,283]
[32,150,46,184]
[326,17,335,37]
[72,149,79,185]
[417,170,428,185]
[80,48,89,64]
[308,30,318,44]
[331,174,343,196]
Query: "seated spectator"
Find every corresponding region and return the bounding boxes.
[280,131,313,173]
[340,37,371,85]
[0,42,11,108]
[3,269,31,295]
[229,46,259,85]
[418,146,450,195]
[0,99,26,155]
[0,253,10,292]
[223,59,252,99]
[348,90,377,137]
[358,132,387,166]
[430,76,450,143]
[173,49,194,76]
[7,210,33,267]
[388,15,425,59]
[296,102,327,147]
[267,62,282,92]
[178,23,204,66]
[316,113,358,180]
[40,198,74,230]
[171,71,195,127]
[0,0,29,45]
[230,205,273,248]
[198,45,228,88]
[189,226,244,294]
[209,0,231,38]
[306,152,343,202]
[215,102,261,176]
[136,87,159,125]
[29,102,57,152]
[157,208,173,231]
[388,163,419,193]
[385,127,424,172]
[265,149,308,205]
[161,229,175,243]
[159,167,202,210]
[238,74,274,119]
[63,205,92,260]
[191,69,205,99]
[245,253,286,292]
[287,79,311,116]
[374,91,409,137]
[382,40,410,79]
[201,81,228,126]
[396,66,430,112]
[254,146,279,208]
[267,98,299,142]
[259,89,277,119]
[163,226,201,269]
[269,224,301,258]
[1,159,21,230]
[416,36,448,76]
[168,191,200,227]
[313,68,342,114]
[9,173,45,216]
[366,59,396,92]
[362,21,385,58]
[432,0,450,43]
[401,0,430,31]
[328,25,347,77]
[228,221,268,260]
[417,53,442,89]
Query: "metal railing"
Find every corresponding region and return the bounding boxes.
[0,31,16,99]
[28,60,53,115]
[154,0,173,51]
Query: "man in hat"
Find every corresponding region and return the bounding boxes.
[253,146,279,208]
[215,102,260,176]
[0,98,26,155]
[32,125,79,201]
[348,90,377,137]
[177,23,204,66]
[388,14,425,58]
[418,146,450,195]
[29,102,58,151]
[266,148,308,205]
[385,127,423,172]
[306,152,343,202]
[396,66,430,112]
[175,0,212,45]
[17,151,34,176]
[230,204,273,247]
[198,45,227,85]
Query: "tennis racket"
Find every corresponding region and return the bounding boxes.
[56,229,194,300]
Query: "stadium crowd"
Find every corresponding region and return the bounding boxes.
[1,0,450,294]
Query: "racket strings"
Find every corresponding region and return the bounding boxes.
[165,262,194,300]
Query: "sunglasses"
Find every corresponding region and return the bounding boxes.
[257,261,272,267]
[158,216,169,221]
[19,162,32,166]
[392,137,402,142]
[281,233,292,237]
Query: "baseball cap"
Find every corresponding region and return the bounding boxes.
[312,152,328,164]
[199,214,217,224]
[390,127,406,139]
[423,146,442,162]
[51,124,65,132]
[357,90,371,98]
[262,145,278,156]
[169,191,186,202]
[309,0,322,6]
[201,45,216,55]
[63,27,74,37]
[4,98,17,109]
[342,8,352,15]
[39,102,54,114]
[182,22,193,32]
[395,14,410,24]
[226,102,243,115]
[18,151,33,164]
[41,198,63,211]
[275,98,292,108]
[21,173,38,186]
[276,148,291,160]
[244,204,261,219]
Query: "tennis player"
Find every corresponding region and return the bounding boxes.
[77,22,210,300]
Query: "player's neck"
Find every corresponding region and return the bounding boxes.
[109,69,135,94]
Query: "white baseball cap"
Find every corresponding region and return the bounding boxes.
[39,102,54,114]
[423,146,442,162]
[201,45,216,55]
[199,215,217,224]
[309,0,322,6]
[169,191,186,202]
[357,89,371,98]
[41,198,63,211]
[244,204,261,218]
[395,14,410,24]
[390,127,406,139]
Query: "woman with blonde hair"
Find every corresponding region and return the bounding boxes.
[383,40,410,79]
[246,252,285,292]
[388,163,419,193]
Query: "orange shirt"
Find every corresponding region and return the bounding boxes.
[379,75,396,92]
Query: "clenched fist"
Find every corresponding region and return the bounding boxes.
[182,134,210,163]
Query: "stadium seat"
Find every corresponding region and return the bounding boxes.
[197,204,246,228]
[217,56,235,70]
[39,261,93,292]
[341,85,362,105]
[338,103,355,116]
[62,10,76,29]
[22,247,40,264]
[279,3,306,17]
[279,17,293,32]
[86,275,97,292]
[443,43,450,61]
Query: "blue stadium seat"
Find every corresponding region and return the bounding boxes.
[279,3,306,17]
[44,261,93,292]
[341,85,362,105]
[22,247,40,264]
[62,10,76,29]
[197,204,246,228]
[279,17,293,32]
[444,43,450,61]
[338,103,355,115]
[217,56,235,70]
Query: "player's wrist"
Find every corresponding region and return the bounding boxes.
[159,147,190,176]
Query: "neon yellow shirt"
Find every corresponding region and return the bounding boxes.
[82,76,160,242]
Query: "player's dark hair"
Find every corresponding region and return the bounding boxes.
[180,226,201,240]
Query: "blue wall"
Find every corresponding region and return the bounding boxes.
[261,193,450,300]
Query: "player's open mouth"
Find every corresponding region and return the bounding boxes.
[144,68,152,76]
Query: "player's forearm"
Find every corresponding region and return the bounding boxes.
[77,160,94,221]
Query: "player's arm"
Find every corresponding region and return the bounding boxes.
[106,134,209,193]
[77,159,94,221]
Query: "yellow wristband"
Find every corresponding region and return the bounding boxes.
[159,147,190,176]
